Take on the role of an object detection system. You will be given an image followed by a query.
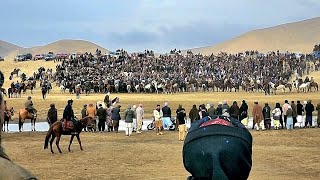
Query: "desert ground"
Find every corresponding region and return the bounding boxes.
[1,61,320,180]
[2,128,320,180]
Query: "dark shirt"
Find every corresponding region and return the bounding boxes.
[297,103,304,115]
[176,108,186,125]
[97,107,107,122]
[162,106,171,118]
[47,107,57,123]
[305,103,314,116]
[262,106,271,119]
[63,104,74,121]
[111,107,121,121]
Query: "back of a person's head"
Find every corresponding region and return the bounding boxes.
[183,116,252,180]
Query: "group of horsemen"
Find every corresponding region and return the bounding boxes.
[51,50,316,94]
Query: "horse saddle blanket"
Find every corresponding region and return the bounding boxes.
[63,120,74,131]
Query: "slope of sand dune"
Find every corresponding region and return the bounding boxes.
[191,17,320,55]
[0,40,22,57]
[4,39,109,61]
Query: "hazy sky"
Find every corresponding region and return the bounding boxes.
[0,0,319,52]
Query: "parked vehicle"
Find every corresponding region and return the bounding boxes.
[33,54,44,60]
[45,54,56,61]
[0,56,4,61]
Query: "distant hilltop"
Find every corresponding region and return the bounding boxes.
[1,40,108,61]
[190,17,320,55]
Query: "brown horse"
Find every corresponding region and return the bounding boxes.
[2,107,14,132]
[44,117,92,154]
[309,82,319,92]
[18,109,37,132]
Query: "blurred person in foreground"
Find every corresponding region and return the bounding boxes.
[183,115,252,180]
[0,91,37,179]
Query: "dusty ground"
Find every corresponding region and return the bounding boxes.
[2,129,320,180]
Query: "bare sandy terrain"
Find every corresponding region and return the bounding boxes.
[191,17,320,54]
[2,128,320,180]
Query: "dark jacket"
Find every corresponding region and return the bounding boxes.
[81,108,88,118]
[297,103,304,115]
[239,102,248,119]
[216,105,223,116]
[97,107,106,123]
[207,107,216,118]
[262,106,271,119]
[47,107,57,123]
[63,104,74,121]
[176,108,186,125]
[222,104,229,114]
[229,104,240,117]
[124,109,135,123]
[189,105,198,123]
[111,107,121,121]
[305,103,314,116]
[162,106,171,118]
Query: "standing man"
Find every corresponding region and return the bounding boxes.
[176,104,186,141]
[207,103,216,119]
[96,104,106,132]
[136,104,144,133]
[162,102,172,130]
[87,103,97,131]
[153,105,163,135]
[229,101,240,120]
[252,102,264,131]
[296,101,304,128]
[262,103,271,130]
[47,103,57,125]
[188,104,198,123]
[239,100,248,127]
[305,100,314,127]
[132,105,137,132]
[291,101,297,128]
[81,104,88,132]
[282,100,290,128]
[124,105,135,136]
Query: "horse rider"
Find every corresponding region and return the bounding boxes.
[304,76,310,83]
[24,96,37,116]
[62,99,77,132]
[310,77,314,83]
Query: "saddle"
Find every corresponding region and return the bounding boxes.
[62,119,74,131]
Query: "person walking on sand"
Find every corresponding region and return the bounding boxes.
[189,105,198,123]
[176,104,186,141]
[136,104,144,133]
[97,104,107,132]
[262,103,271,130]
[153,105,163,135]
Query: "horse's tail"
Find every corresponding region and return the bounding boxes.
[44,125,53,149]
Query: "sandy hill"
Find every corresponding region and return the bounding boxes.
[5,39,109,61]
[0,40,22,57]
[191,17,320,55]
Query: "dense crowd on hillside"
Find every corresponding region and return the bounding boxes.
[51,49,319,94]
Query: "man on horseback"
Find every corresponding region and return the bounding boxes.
[62,99,77,133]
[24,96,36,117]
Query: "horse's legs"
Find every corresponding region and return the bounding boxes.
[50,134,56,154]
[68,135,75,152]
[33,119,36,131]
[76,134,83,151]
[19,119,23,132]
[56,135,62,153]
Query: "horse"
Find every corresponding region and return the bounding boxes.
[18,109,37,132]
[298,82,310,93]
[284,83,292,93]
[2,107,14,132]
[59,84,66,93]
[309,82,318,92]
[44,116,92,154]
[10,68,20,77]
[8,87,21,98]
